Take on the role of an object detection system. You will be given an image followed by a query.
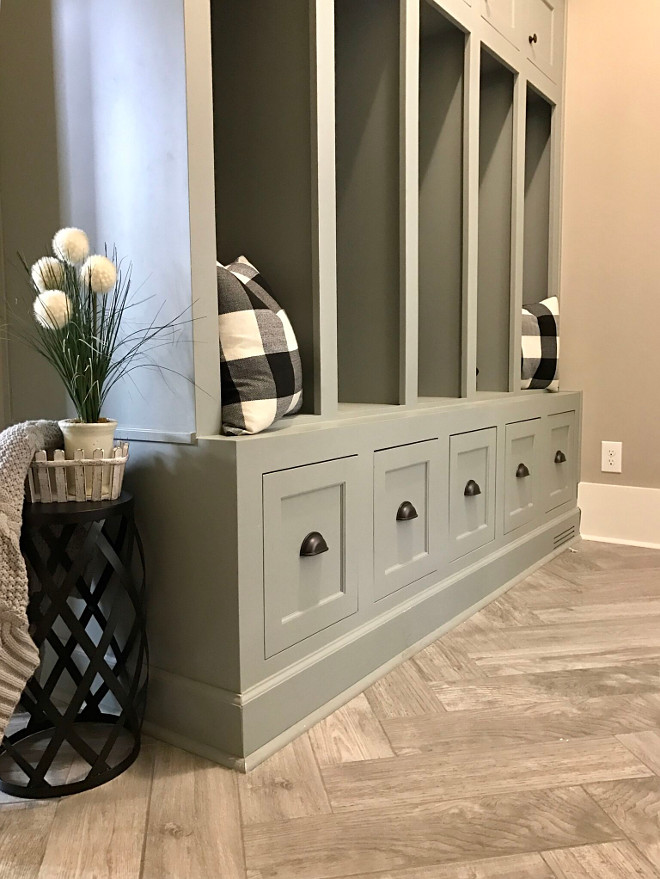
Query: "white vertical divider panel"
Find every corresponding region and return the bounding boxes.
[462,33,480,398]
[400,0,420,406]
[311,0,339,416]
[509,72,527,394]
[183,0,222,437]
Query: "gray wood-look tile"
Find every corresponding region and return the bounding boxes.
[243,787,621,879]
[2,540,660,879]
[308,693,394,766]
[321,737,653,814]
[237,733,331,826]
[542,840,658,878]
[431,666,660,711]
[617,730,660,776]
[382,695,660,755]
[342,854,557,879]
[586,777,660,872]
[364,658,444,719]
[142,742,245,879]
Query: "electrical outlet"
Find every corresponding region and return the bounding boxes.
[601,441,622,473]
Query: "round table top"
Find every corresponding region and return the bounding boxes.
[23,491,134,524]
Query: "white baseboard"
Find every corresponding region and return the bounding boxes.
[578,482,660,549]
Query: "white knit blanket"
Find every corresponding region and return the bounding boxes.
[0,420,62,739]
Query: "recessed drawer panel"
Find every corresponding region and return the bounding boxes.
[449,428,497,560]
[480,0,518,45]
[526,0,560,81]
[374,440,441,601]
[263,457,359,657]
[504,418,540,534]
[546,410,576,512]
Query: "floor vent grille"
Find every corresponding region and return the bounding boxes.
[554,525,575,549]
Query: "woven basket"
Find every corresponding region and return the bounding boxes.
[27,443,129,503]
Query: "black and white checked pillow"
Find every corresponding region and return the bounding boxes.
[521,295,559,392]
[217,257,303,435]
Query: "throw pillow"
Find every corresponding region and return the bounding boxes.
[521,295,559,392]
[217,257,303,435]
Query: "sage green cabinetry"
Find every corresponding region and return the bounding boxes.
[449,428,497,559]
[546,410,577,511]
[0,0,575,770]
[263,457,360,657]
[504,418,541,534]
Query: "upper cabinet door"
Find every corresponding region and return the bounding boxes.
[480,0,518,46]
[525,0,563,82]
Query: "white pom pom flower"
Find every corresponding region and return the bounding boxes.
[31,256,65,292]
[81,255,117,295]
[52,227,90,264]
[33,290,71,330]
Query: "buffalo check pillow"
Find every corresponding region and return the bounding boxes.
[521,295,559,392]
[217,257,303,435]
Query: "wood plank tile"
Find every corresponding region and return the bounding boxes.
[237,733,330,826]
[413,636,482,683]
[308,693,394,766]
[474,646,660,676]
[542,841,657,878]
[365,659,444,719]
[536,599,660,625]
[142,742,244,879]
[586,776,660,871]
[466,617,660,676]
[471,594,543,629]
[467,619,660,655]
[0,801,57,878]
[382,695,660,756]
[321,737,652,814]
[243,787,621,879]
[570,567,660,592]
[37,744,154,879]
[543,547,604,577]
[344,853,557,879]
[431,666,660,712]
[502,577,578,610]
[618,731,660,775]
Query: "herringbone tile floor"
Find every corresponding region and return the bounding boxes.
[2,539,660,878]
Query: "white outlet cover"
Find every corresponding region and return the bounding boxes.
[601,441,623,473]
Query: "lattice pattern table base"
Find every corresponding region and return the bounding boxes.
[0,493,148,799]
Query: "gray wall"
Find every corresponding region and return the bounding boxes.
[477,56,514,393]
[523,90,552,305]
[418,5,464,399]
[335,0,401,405]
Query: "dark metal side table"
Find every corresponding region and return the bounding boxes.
[0,492,148,798]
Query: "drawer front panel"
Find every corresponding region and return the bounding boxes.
[374,440,441,601]
[480,0,517,44]
[504,419,540,534]
[546,410,576,512]
[263,457,359,657]
[449,428,497,560]
[526,0,559,80]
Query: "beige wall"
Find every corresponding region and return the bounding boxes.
[561,0,660,489]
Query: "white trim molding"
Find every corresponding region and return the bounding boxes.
[578,482,660,549]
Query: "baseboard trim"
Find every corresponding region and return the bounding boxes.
[578,482,660,549]
[145,510,580,770]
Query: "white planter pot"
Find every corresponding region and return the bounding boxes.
[58,419,118,460]
[58,419,118,498]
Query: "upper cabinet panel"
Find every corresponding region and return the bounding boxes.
[480,0,518,47]
[525,0,562,82]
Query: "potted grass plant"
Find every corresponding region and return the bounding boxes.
[22,226,184,460]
